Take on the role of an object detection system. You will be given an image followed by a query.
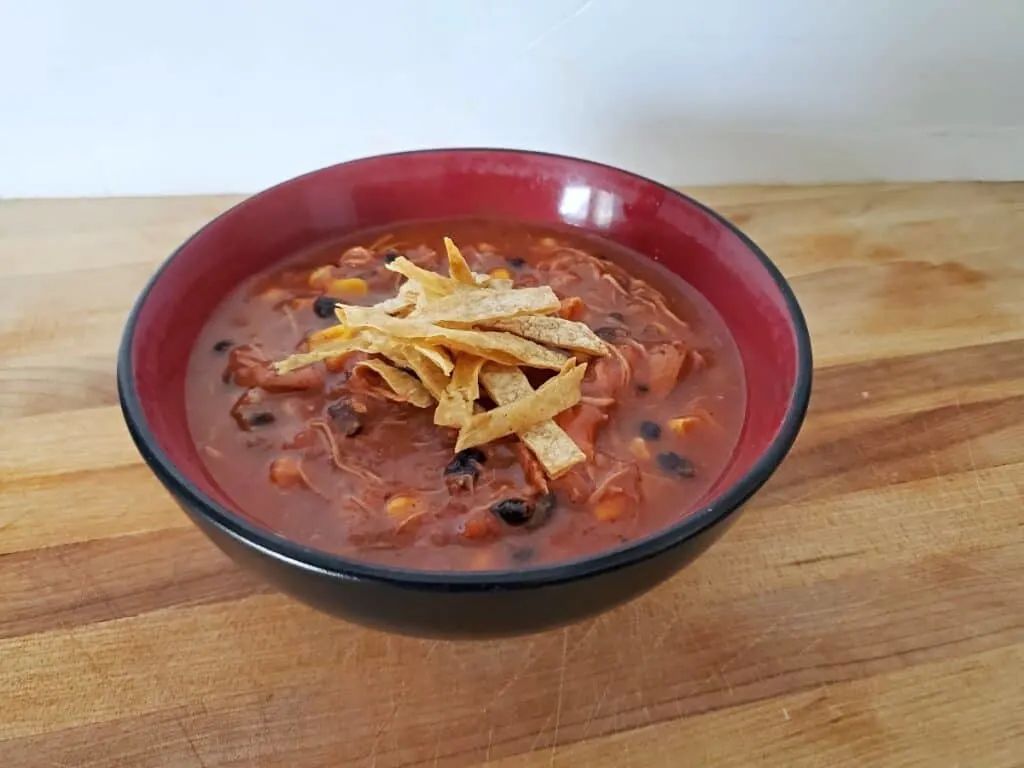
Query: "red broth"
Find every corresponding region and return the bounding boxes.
[186,220,746,570]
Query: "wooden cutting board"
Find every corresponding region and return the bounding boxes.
[1,184,1021,767]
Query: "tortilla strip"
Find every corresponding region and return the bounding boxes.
[273,329,406,374]
[476,364,586,477]
[352,359,433,408]
[434,354,485,427]
[385,256,456,298]
[455,361,587,452]
[444,237,476,286]
[407,342,454,375]
[408,286,560,326]
[373,281,421,315]
[485,315,608,356]
[400,346,450,400]
[335,305,569,371]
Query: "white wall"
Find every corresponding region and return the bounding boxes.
[2,0,1022,198]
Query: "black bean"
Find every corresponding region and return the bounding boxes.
[249,411,276,427]
[327,401,363,437]
[313,296,338,318]
[525,493,557,530]
[457,447,486,465]
[212,339,234,353]
[444,448,485,475]
[510,546,535,563]
[657,451,696,478]
[608,311,625,322]
[506,256,526,268]
[635,383,649,394]
[444,448,485,495]
[383,249,400,264]
[639,420,662,440]
[491,498,532,526]
[595,326,627,342]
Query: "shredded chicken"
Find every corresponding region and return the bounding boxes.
[308,419,381,483]
[582,351,630,399]
[647,342,688,398]
[225,345,324,393]
[339,246,376,269]
[552,464,595,504]
[554,403,609,461]
[514,442,550,495]
[588,460,641,507]
[556,296,586,320]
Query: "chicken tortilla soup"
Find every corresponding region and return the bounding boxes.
[186,221,746,570]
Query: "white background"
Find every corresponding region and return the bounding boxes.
[2,0,1022,198]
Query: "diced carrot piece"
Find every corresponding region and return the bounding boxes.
[269,457,305,488]
[593,494,627,522]
[324,355,349,373]
[556,296,585,320]
[461,515,498,541]
[469,550,497,570]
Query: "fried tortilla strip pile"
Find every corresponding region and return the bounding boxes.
[274,236,609,478]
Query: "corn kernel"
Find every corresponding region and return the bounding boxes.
[308,265,335,288]
[668,416,701,436]
[309,325,353,343]
[326,277,369,297]
[593,494,627,522]
[629,436,651,461]
[386,494,421,521]
[489,267,512,281]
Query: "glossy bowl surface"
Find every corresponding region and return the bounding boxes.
[117,149,812,638]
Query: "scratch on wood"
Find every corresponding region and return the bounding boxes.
[484,725,495,765]
[431,718,442,768]
[549,628,569,765]
[487,639,538,710]
[581,679,612,739]
[787,550,865,567]
[63,627,106,682]
[176,716,209,768]
[367,701,399,767]
[565,616,600,661]
[799,637,824,656]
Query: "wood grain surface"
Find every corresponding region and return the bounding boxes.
[1,184,1022,767]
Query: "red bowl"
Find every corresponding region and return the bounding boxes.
[118,149,811,638]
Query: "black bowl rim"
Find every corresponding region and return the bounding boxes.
[117,147,813,591]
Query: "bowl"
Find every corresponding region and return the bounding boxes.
[117,149,812,639]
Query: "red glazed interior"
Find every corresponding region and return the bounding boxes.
[125,149,809,567]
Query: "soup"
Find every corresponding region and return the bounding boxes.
[186,220,746,570]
